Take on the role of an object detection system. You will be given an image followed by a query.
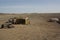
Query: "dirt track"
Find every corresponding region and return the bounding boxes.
[0,13,60,40]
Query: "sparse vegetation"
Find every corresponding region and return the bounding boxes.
[0,13,60,40]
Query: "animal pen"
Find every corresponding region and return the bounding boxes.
[8,17,30,25]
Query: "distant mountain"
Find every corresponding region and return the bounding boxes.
[0,13,5,15]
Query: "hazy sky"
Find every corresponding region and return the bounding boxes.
[0,0,60,13]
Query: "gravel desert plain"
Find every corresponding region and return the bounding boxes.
[0,13,60,40]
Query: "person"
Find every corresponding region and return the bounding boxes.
[25,17,30,24]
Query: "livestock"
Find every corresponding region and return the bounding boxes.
[0,22,14,29]
[8,18,14,24]
[48,18,59,22]
[48,18,60,24]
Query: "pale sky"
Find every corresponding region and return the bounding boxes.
[0,0,60,13]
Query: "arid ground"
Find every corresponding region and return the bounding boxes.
[0,13,60,40]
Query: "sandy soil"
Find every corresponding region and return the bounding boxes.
[0,13,60,40]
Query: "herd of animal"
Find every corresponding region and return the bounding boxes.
[0,17,16,29]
